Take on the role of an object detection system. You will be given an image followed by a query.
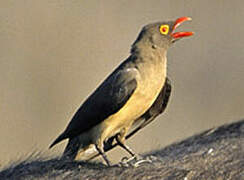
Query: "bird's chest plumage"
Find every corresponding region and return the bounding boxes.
[129,56,167,118]
[100,54,167,141]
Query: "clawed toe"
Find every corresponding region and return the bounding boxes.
[133,158,152,167]
[118,155,153,167]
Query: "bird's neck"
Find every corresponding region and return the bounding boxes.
[130,41,167,65]
[129,42,167,85]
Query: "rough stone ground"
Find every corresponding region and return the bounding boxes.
[0,119,243,180]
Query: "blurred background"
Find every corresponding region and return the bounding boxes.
[0,0,244,166]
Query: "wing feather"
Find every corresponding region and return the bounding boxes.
[49,66,138,148]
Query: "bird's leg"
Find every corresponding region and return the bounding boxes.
[116,135,137,158]
[116,134,151,167]
[95,144,112,166]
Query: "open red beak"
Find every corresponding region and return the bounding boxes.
[171,17,194,39]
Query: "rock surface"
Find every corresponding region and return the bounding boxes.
[0,119,243,180]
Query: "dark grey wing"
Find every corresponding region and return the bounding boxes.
[49,68,138,148]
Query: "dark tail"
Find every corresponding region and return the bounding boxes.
[49,133,67,149]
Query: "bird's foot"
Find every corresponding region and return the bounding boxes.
[118,155,154,167]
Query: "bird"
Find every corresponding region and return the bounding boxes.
[49,17,193,166]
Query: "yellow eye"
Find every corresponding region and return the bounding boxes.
[159,25,169,35]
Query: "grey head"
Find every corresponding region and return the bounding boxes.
[131,17,194,53]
